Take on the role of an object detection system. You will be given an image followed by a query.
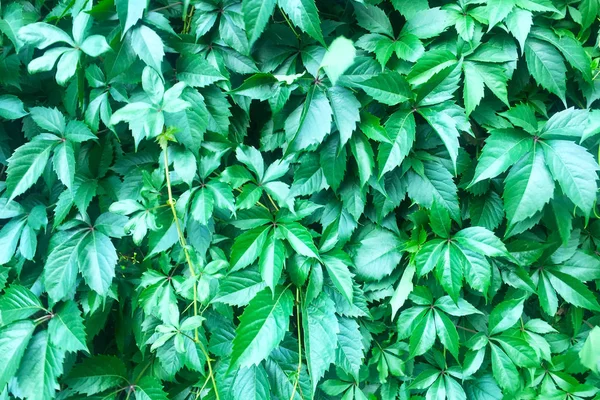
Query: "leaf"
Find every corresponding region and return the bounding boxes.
[390,264,415,319]
[321,251,354,305]
[278,0,324,45]
[402,8,452,39]
[579,326,600,373]
[335,317,364,380]
[490,344,519,393]
[242,0,276,44]
[284,89,332,153]
[378,109,416,177]
[131,25,164,72]
[354,3,393,37]
[327,87,360,147]
[177,54,226,88]
[0,321,35,389]
[488,298,524,335]
[350,226,404,281]
[135,376,169,400]
[434,309,459,358]
[503,146,554,225]
[214,267,267,306]
[409,310,435,357]
[231,286,294,368]
[358,71,412,106]
[0,95,27,120]
[471,129,533,185]
[0,285,42,326]
[230,225,271,271]
[6,136,58,201]
[231,365,271,400]
[303,292,339,390]
[53,141,76,190]
[541,140,598,215]
[279,222,320,259]
[13,330,65,400]
[259,234,285,292]
[48,301,87,353]
[116,0,147,36]
[77,230,118,296]
[321,37,356,86]
[525,38,566,104]
[435,242,464,302]
[454,227,508,257]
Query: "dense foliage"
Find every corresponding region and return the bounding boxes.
[1,0,600,398]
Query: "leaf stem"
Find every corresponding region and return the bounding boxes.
[279,7,300,39]
[151,1,183,12]
[161,145,220,400]
[456,325,478,334]
[267,193,279,211]
[289,288,302,400]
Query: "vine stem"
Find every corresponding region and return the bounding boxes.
[289,288,302,400]
[161,145,220,400]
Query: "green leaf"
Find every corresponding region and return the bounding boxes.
[490,343,519,393]
[335,317,364,380]
[0,95,27,120]
[409,310,435,357]
[214,267,266,306]
[321,251,354,305]
[434,309,459,358]
[350,226,404,281]
[259,234,285,292]
[454,227,508,257]
[77,230,118,296]
[378,109,416,177]
[278,0,324,45]
[131,25,164,72]
[530,27,592,82]
[429,200,451,238]
[471,129,533,185]
[43,229,82,302]
[285,89,332,153]
[485,0,515,30]
[231,286,294,368]
[321,37,356,86]
[0,285,42,326]
[242,0,276,44]
[135,376,169,400]
[488,298,524,335]
[177,54,226,88]
[0,321,35,389]
[53,141,76,190]
[503,146,554,225]
[6,136,58,201]
[579,326,600,373]
[48,301,88,353]
[230,225,271,271]
[116,0,147,36]
[546,270,600,311]
[14,330,65,400]
[358,71,412,106]
[402,8,452,39]
[303,292,339,390]
[279,222,320,259]
[354,3,393,37]
[541,140,598,215]
[435,242,464,302]
[525,38,566,104]
[327,87,360,147]
[390,264,415,319]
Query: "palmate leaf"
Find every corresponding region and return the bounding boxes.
[4,0,600,398]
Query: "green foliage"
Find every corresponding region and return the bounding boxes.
[0,0,600,399]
